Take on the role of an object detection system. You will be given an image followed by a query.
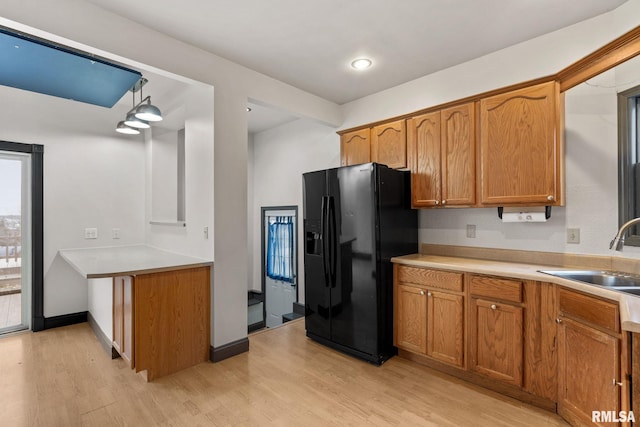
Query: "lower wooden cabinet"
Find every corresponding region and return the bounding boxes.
[468,275,524,387]
[469,297,523,386]
[112,266,211,381]
[556,288,628,427]
[134,266,211,381]
[393,263,632,426]
[427,290,464,367]
[394,265,464,368]
[395,283,427,354]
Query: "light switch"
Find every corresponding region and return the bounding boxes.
[112,228,120,239]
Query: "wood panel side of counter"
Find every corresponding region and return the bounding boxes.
[134,266,210,381]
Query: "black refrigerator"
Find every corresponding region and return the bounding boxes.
[303,162,417,365]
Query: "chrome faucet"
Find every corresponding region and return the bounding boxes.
[610,217,640,251]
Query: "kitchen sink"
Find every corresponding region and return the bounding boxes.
[539,269,640,295]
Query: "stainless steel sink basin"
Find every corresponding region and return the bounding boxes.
[538,270,640,296]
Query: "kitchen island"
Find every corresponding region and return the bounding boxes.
[60,245,212,381]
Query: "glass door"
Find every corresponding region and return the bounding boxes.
[0,151,31,334]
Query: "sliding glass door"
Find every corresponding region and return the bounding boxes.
[0,151,31,333]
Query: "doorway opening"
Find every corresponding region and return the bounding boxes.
[0,141,43,334]
[260,206,298,329]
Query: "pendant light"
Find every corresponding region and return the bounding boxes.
[135,98,163,122]
[124,111,150,128]
[134,84,163,122]
[123,89,149,128]
[115,77,162,135]
[116,120,140,134]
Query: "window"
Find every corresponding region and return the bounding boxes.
[266,216,294,283]
[618,86,640,246]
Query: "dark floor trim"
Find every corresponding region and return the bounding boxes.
[210,337,249,362]
[43,311,87,330]
[87,311,114,357]
[248,321,265,333]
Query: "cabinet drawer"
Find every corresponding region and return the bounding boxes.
[558,288,619,333]
[397,266,463,292]
[470,275,523,303]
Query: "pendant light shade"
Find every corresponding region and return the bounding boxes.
[116,77,162,135]
[135,100,163,122]
[116,121,140,135]
[124,111,150,129]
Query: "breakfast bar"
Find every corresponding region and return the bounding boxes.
[60,245,213,381]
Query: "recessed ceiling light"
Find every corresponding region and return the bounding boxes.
[351,58,372,70]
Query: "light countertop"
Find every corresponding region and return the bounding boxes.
[392,253,640,333]
[59,244,212,279]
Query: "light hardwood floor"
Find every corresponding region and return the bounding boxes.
[0,319,569,426]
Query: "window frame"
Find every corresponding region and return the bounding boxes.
[618,85,640,247]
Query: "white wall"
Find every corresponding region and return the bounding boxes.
[145,84,215,260]
[249,119,339,302]
[0,86,146,317]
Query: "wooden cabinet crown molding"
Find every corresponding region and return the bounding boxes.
[337,24,640,137]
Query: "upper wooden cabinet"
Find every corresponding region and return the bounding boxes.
[407,102,476,208]
[478,81,563,206]
[340,128,371,166]
[371,119,407,169]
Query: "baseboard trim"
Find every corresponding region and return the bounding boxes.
[32,316,45,332]
[43,311,87,330]
[87,311,114,357]
[210,337,249,362]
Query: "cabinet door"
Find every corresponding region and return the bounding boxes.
[407,111,441,207]
[557,317,620,426]
[470,298,523,386]
[340,128,371,166]
[113,277,123,355]
[395,284,427,354]
[479,81,561,205]
[371,120,406,169]
[427,290,464,367]
[441,103,475,206]
[112,275,134,367]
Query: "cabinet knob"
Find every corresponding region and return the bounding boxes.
[547,195,555,201]
[427,292,432,297]
[613,379,623,387]
[556,318,562,324]
[490,304,497,310]
[435,200,440,205]
[441,200,446,205]
[420,290,425,296]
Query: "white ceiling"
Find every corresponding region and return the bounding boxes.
[87,0,627,105]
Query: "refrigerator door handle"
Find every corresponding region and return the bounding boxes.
[328,196,337,288]
[321,196,330,287]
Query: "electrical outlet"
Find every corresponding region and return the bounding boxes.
[466,224,476,238]
[567,228,580,244]
[84,228,98,239]
[112,228,120,239]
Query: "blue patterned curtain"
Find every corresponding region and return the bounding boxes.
[266,216,294,283]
